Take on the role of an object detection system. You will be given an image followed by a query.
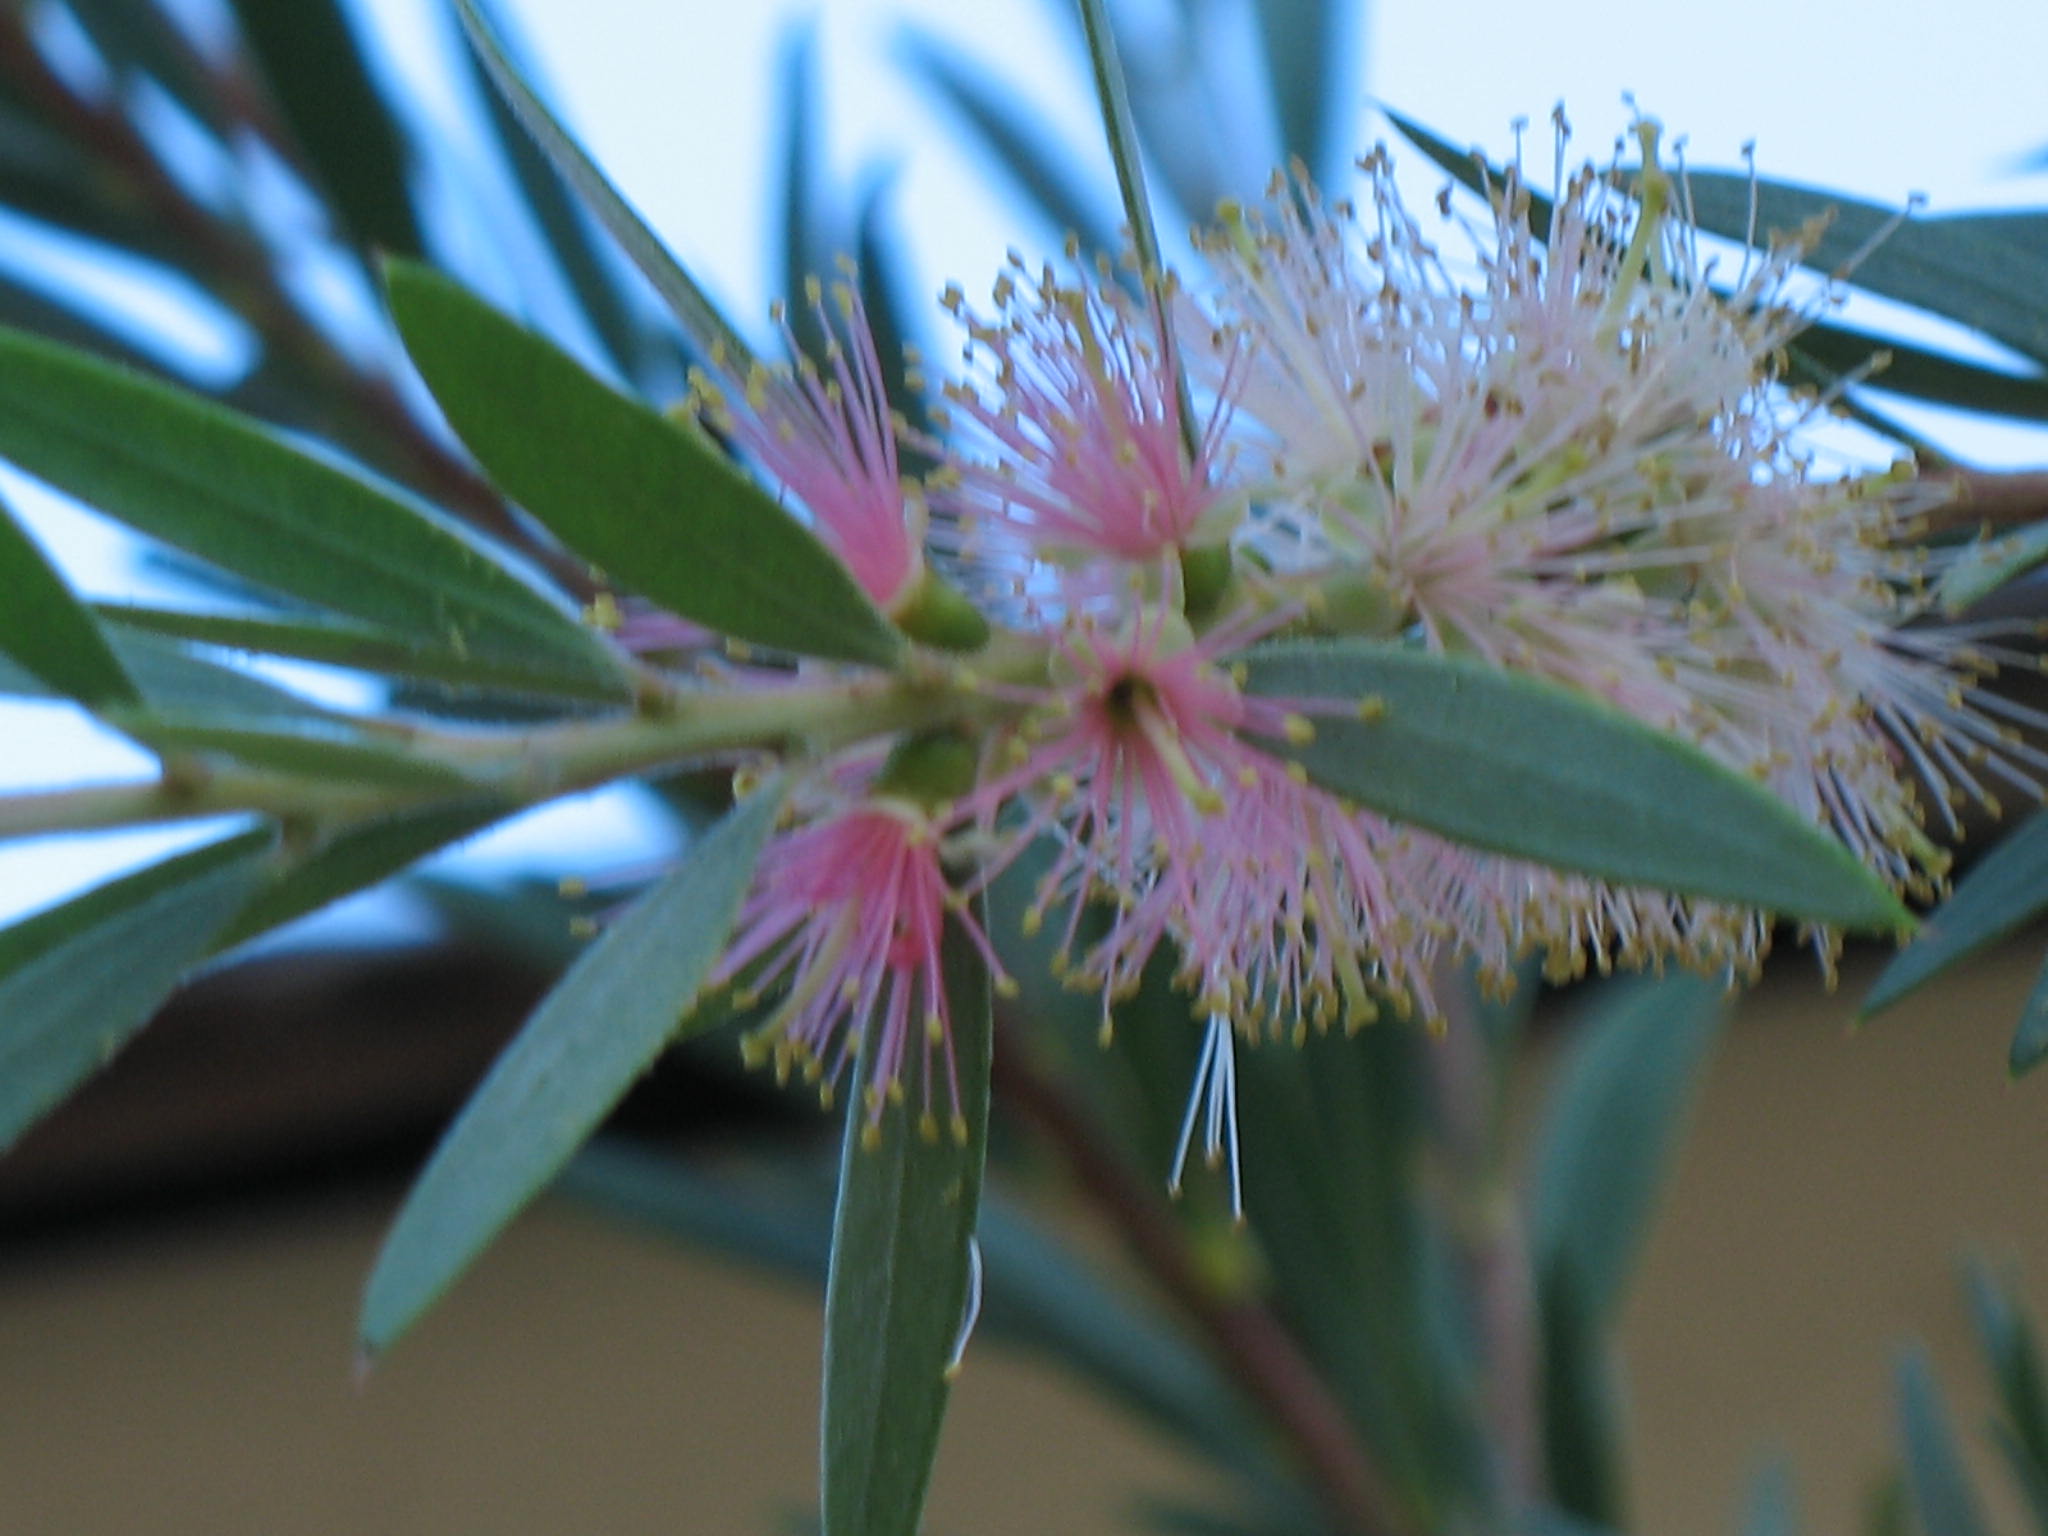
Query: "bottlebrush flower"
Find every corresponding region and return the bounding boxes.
[686,275,928,615]
[1193,117,2042,941]
[717,785,1005,1143]
[933,257,1244,614]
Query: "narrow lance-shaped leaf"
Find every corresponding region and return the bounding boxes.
[1964,1260,2048,1479]
[0,488,135,707]
[1530,974,1727,1328]
[0,828,275,1152]
[0,325,631,699]
[98,603,618,700]
[896,34,1121,261]
[227,0,426,257]
[1240,640,1910,933]
[2010,955,2048,1079]
[1528,975,1725,1529]
[1741,1460,1800,1536]
[1895,1347,1995,1536]
[823,906,995,1536]
[214,802,509,953]
[448,0,680,390]
[1863,807,2048,1018]
[358,781,784,1359]
[384,261,903,666]
[1681,175,2048,366]
[452,0,754,367]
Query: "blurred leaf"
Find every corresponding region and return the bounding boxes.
[1530,975,1726,1526]
[100,603,625,701]
[1937,521,2048,615]
[1681,175,2048,366]
[1895,1347,1994,1536]
[214,801,507,952]
[358,782,783,1359]
[1742,1459,1800,1536]
[0,488,135,707]
[2014,956,2048,1078]
[448,0,678,388]
[823,908,994,1536]
[1537,1281,1627,1525]
[1233,1013,1485,1515]
[898,32,1121,259]
[855,173,933,447]
[385,262,903,666]
[0,628,339,724]
[66,4,231,137]
[227,0,425,257]
[109,709,479,791]
[1255,0,1353,189]
[1966,1261,2048,1477]
[0,325,631,698]
[1531,974,1726,1324]
[0,827,274,1152]
[1241,640,1910,933]
[776,21,834,368]
[1794,318,2048,427]
[453,0,754,365]
[1863,808,2048,1019]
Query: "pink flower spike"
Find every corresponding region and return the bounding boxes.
[936,261,1241,580]
[689,276,926,613]
[972,602,1306,1012]
[717,797,1002,1140]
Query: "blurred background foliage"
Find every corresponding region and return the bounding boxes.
[1,2,2047,1534]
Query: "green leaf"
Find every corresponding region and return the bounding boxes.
[214,802,508,952]
[227,0,425,257]
[1937,522,2048,615]
[822,907,994,1536]
[1793,318,2048,428]
[384,262,903,666]
[898,34,1121,259]
[0,325,630,698]
[1530,973,1727,1325]
[1863,809,2048,1019]
[448,0,679,389]
[1742,1460,1800,1536]
[110,709,479,791]
[2011,953,2048,1077]
[1386,110,1556,240]
[1966,1261,2048,1477]
[0,489,136,707]
[1680,175,2048,366]
[357,782,783,1358]
[1895,1347,1994,1536]
[1539,1278,1625,1529]
[0,828,274,1151]
[99,603,625,701]
[1240,639,1910,933]
[1255,0,1354,190]
[776,22,835,370]
[1528,974,1725,1529]
[451,0,754,366]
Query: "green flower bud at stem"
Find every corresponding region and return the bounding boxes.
[1312,570,1406,638]
[873,728,981,808]
[891,569,991,652]
[1178,541,1234,620]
